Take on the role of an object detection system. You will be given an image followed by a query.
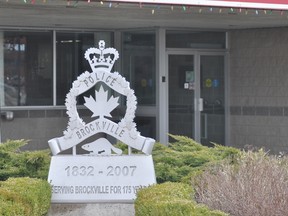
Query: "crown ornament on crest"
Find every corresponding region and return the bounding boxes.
[84,40,119,72]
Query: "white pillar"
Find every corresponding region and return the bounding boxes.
[156,28,168,145]
[0,31,3,143]
[0,31,4,106]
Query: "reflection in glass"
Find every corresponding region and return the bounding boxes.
[122,31,156,105]
[56,32,94,105]
[200,55,225,146]
[135,116,156,139]
[56,32,114,105]
[168,55,195,140]
[166,31,226,49]
[3,31,53,106]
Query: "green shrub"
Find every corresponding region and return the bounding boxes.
[135,182,227,216]
[0,140,51,181]
[0,177,51,216]
[153,135,240,183]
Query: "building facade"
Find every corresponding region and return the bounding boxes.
[1,0,288,153]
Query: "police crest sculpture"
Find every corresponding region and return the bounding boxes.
[48,41,156,203]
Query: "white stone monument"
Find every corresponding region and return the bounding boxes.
[48,40,156,203]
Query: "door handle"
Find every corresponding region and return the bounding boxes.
[195,98,204,112]
[199,98,203,112]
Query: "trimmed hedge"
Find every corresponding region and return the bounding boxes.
[0,177,51,216]
[0,140,52,215]
[135,182,228,216]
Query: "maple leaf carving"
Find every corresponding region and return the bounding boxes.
[84,85,119,118]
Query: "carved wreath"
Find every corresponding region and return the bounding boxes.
[63,70,139,140]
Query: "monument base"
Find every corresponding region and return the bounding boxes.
[47,203,135,216]
[48,155,156,203]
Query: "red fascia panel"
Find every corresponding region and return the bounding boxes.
[108,0,288,10]
[219,0,287,4]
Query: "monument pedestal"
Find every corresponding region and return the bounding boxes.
[47,41,156,214]
[48,203,135,216]
[48,155,156,203]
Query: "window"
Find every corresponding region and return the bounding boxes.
[56,32,113,105]
[56,32,94,105]
[166,31,226,49]
[122,31,156,106]
[0,30,115,107]
[121,31,156,139]
[2,31,53,106]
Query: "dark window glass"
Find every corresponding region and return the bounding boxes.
[135,116,156,139]
[122,31,156,106]
[56,32,114,105]
[56,32,94,105]
[166,31,226,49]
[3,31,53,106]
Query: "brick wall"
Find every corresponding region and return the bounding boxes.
[1,109,68,150]
[229,27,288,153]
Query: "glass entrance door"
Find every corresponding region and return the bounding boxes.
[168,53,225,146]
[200,54,225,146]
[168,54,196,140]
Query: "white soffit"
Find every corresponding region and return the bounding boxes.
[109,0,288,10]
[0,0,287,29]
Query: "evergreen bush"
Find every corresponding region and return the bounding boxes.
[0,140,52,215]
[0,177,51,216]
[0,140,50,181]
[153,135,240,183]
[135,182,227,216]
